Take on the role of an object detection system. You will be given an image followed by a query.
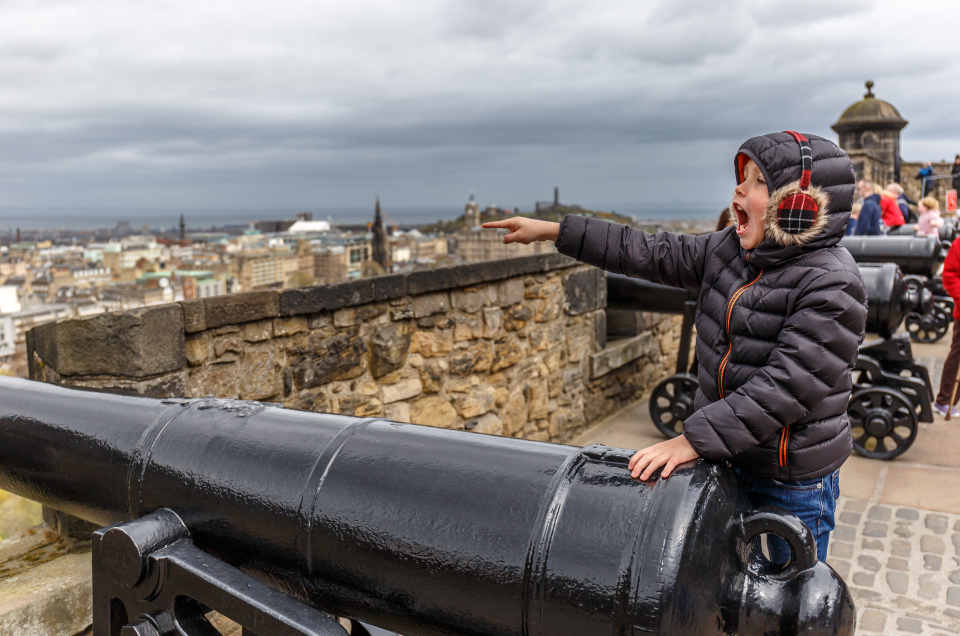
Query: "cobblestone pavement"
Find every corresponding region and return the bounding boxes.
[830,497,960,634]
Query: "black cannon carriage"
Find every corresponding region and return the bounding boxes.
[0,378,855,636]
[841,235,954,343]
[607,262,934,460]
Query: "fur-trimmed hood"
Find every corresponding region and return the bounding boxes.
[734,132,855,268]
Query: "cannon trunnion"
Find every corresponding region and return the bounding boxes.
[0,378,853,636]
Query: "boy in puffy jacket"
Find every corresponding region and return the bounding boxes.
[484,132,867,563]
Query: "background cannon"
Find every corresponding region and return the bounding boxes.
[840,235,952,342]
[607,274,698,438]
[887,218,958,245]
[0,378,854,636]
[607,264,933,460]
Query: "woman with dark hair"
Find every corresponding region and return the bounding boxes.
[716,207,734,232]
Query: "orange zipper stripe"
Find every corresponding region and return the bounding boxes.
[717,271,763,398]
[779,426,790,466]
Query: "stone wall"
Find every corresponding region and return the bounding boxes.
[28,253,680,444]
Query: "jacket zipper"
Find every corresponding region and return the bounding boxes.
[717,270,763,398]
[779,426,791,468]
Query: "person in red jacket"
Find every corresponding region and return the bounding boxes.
[935,240,960,416]
[880,187,905,229]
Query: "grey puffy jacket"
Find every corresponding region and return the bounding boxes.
[556,132,867,480]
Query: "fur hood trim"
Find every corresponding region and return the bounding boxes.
[763,181,831,247]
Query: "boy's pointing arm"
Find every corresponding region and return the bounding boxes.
[555,215,710,290]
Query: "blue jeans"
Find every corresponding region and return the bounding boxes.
[735,468,840,563]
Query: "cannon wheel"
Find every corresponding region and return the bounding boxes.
[848,387,918,460]
[649,373,699,439]
[905,304,950,343]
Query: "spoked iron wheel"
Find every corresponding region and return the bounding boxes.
[649,373,699,439]
[848,387,918,460]
[905,305,950,343]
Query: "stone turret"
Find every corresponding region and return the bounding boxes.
[372,198,389,271]
[832,80,908,184]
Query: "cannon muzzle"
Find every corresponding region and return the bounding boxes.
[859,263,932,337]
[606,273,698,313]
[841,235,944,277]
[0,377,854,636]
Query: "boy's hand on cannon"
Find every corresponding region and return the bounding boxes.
[482,218,560,244]
[628,435,700,481]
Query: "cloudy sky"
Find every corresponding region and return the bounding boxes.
[0,0,958,221]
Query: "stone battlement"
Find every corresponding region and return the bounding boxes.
[27,253,681,444]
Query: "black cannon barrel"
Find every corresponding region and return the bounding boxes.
[887,220,958,244]
[0,378,853,636]
[859,263,931,337]
[606,273,698,313]
[841,235,944,277]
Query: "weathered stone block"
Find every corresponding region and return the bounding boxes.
[417,315,454,329]
[279,280,375,316]
[412,292,450,318]
[274,316,307,337]
[419,361,444,393]
[406,268,457,296]
[589,332,655,379]
[482,307,502,338]
[382,377,423,404]
[410,330,453,358]
[492,335,524,372]
[385,402,411,423]
[184,336,210,366]
[467,412,503,435]
[186,363,240,398]
[369,322,413,378]
[205,291,279,328]
[564,268,606,316]
[454,317,483,341]
[503,305,532,331]
[0,552,92,636]
[449,342,493,375]
[502,389,527,435]
[181,298,206,333]
[497,278,524,307]
[452,286,491,314]
[32,304,185,378]
[458,386,496,418]
[239,343,283,401]
[290,330,368,390]
[410,396,458,428]
[241,320,273,342]
[527,382,549,420]
[549,408,568,438]
[372,274,407,301]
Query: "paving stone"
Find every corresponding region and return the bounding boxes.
[864,521,889,537]
[896,524,915,539]
[869,505,893,521]
[955,521,960,532]
[898,508,921,521]
[861,608,888,632]
[947,608,960,620]
[925,554,943,571]
[859,555,882,572]
[951,570,960,585]
[853,588,883,602]
[918,574,942,599]
[863,539,884,551]
[887,571,909,594]
[845,499,867,513]
[840,512,862,525]
[831,541,854,558]
[928,515,949,535]
[834,525,856,543]
[897,616,923,632]
[829,559,851,580]
[953,533,960,555]
[889,557,910,571]
[853,571,876,587]
[922,535,947,555]
[949,587,960,607]
[893,540,913,558]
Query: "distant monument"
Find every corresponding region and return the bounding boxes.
[179,214,186,241]
[832,80,908,185]
[371,198,389,270]
[464,194,480,228]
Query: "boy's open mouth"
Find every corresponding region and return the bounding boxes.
[733,203,749,234]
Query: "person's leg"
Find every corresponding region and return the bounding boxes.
[936,320,960,407]
[740,471,838,563]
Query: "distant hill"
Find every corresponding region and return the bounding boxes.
[418,205,638,233]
